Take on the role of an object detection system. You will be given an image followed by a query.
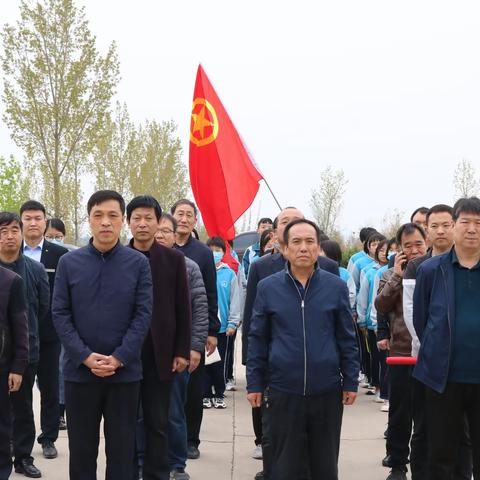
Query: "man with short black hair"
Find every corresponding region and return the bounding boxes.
[247,218,359,480]
[0,212,50,478]
[53,190,153,480]
[410,207,429,231]
[414,196,480,479]
[20,199,69,460]
[0,263,28,480]
[243,217,274,278]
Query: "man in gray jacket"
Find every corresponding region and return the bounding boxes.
[155,213,208,480]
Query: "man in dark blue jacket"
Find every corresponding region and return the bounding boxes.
[247,218,359,480]
[52,191,153,480]
[413,197,480,480]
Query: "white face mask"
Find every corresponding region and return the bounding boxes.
[50,238,64,245]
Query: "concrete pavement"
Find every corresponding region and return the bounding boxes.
[12,340,402,480]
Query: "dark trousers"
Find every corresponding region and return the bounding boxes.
[168,370,189,470]
[141,370,172,480]
[65,381,140,480]
[379,349,389,400]
[204,333,231,398]
[10,363,37,465]
[367,329,380,387]
[252,407,262,446]
[262,388,343,480]
[186,352,205,448]
[0,371,12,480]
[359,328,371,381]
[37,340,60,444]
[426,382,480,480]
[226,331,236,381]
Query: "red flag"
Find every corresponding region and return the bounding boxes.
[189,65,263,240]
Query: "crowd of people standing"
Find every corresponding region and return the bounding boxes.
[1,191,480,480]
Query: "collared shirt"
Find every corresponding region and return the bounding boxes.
[449,249,480,384]
[23,239,44,263]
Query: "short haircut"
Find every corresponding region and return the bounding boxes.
[259,228,274,255]
[170,199,198,217]
[359,227,376,243]
[87,190,125,215]
[396,222,427,245]
[374,239,388,263]
[318,230,330,242]
[273,207,300,230]
[426,204,453,224]
[46,218,66,235]
[20,200,46,216]
[320,240,342,265]
[452,197,480,221]
[363,232,386,254]
[160,213,177,232]
[410,207,429,222]
[206,236,226,252]
[0,212,22,230]
[283,218,321,245]
[126,195,162,221]
[258,217,273,228]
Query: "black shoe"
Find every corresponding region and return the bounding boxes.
[382,454,392,467]
[59,416,67,431]
[254,472,264,480]
[187,445,200,459]
[14,458,42,478]
[386,467,407,480]
[41,440,58,459]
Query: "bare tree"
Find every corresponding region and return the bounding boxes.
[310,166,348,234]
[453,158,479,198]
[381,208,405,239]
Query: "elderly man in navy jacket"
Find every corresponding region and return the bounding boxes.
[53,191,153,480]
[247,219,359,480]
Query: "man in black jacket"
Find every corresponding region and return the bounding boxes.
[171,199,219,461]
[0,212,50,478]
[20,200,69,459]
[0,263,28,480]
[242,207,339,480]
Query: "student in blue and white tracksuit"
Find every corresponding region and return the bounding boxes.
[204,238,240,408]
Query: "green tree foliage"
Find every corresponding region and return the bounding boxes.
[1,0,119,226]
[0,155,31,212]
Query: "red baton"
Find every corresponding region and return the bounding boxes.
[386,356,417,365]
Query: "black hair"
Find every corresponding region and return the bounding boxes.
[87,190,125,215]
[46,218,66,235]
[258,217,273,228]
[363,232,386,253]
[0,212,22,229]
[170,199,198,217]
[452,197,480,221]
[320,240,342,265]
[396,222,427,245]
[273,207,299,230]
[192,228,200,240]
[359,227,376,243]
[426,204,453,224]
[160,213,177,232]
[410,207,429,222]
[126,195,162,221]
[20,200,46,217]
[283,218,321,245]
[259,228,274,256]
[387,237,398,252]
[206,236,226,252]
[374,239,389,264]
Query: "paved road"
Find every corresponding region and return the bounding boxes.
[12,339,401,480]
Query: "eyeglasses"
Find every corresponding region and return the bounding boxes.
[45,235,64,241]
[156,228,174,236]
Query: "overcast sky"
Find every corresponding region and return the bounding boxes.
[2,0,480,236]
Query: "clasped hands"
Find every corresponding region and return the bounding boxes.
[83,352,122,377]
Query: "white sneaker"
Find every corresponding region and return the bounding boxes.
[203,398,212,409]
[381,401,390,412]
[252,445,263,460]
[225,380,236,391]
[213,397,227,409]
[374,392,385,403]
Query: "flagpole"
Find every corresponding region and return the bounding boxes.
[262,179,282,211]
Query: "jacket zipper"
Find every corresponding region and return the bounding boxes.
[440,265,452,384]
[287,272,313,396]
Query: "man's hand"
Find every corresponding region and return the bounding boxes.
[247,392,262,408]
[226,328,236,337]
[172,356,189,373]
[377,339,390,351]
[393,251,408,277]
[343,391,357,405]
[206,336,218,356]
[8,373,22,392]
[83,352,109,369]
[85,353,120,378]
[189,350,201,373]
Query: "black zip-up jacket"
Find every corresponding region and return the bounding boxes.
[0,266,29,374]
